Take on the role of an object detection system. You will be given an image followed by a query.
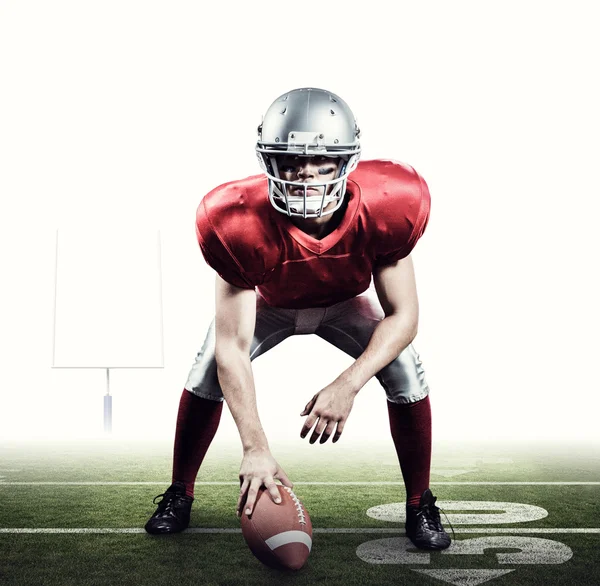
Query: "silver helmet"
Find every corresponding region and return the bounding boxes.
[256,88,361,218]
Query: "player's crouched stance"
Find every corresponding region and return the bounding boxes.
[145,88,451,551]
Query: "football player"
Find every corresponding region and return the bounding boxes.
[145,87,451,551]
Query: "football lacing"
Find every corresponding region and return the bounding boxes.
[283,486,306,525]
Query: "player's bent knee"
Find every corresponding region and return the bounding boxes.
[377,344,429,404]
[184,386,224,402]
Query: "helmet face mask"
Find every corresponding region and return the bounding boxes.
[265,154,348,218]
[256,88,361,219]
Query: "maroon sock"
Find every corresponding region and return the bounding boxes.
[172,389,223,498]
[387,395,432,508]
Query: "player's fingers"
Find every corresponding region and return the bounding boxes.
[332,419,346,443]
[236,495,245,517]
[300,414,318,438]
[300,396,317,416]
[320,420,337,444]
[309,417,328,444]
[236,478,250,516]
[264,476,282,504]
[244,479,262,517]
[275,469,293,489]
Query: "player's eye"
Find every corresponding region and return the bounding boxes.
[280,165,295,173]
[318,167,336,175]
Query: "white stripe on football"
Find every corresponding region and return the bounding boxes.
[265,530,312,552]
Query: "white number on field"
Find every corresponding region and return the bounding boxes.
[366,501,548,524]
[356,536,572,565]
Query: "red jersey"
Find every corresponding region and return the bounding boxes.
[195,159,430,309]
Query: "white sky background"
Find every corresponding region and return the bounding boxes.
[0,1,598,446]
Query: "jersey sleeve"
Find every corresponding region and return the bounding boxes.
[373,169,431,267]
[195,199,256,290]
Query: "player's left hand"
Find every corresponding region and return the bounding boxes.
[300,381,356,444]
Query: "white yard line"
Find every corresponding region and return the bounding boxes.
[1,481,599,486]
[0,528,599,534]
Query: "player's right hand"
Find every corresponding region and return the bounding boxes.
[237,448,293,517]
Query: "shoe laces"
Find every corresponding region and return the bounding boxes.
[417,500,444,532]
[432,500,456,545]
[418,496,455,543]
[440,506,456,544]
[152,490,180,514]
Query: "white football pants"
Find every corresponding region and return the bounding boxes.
[184,288,430,404]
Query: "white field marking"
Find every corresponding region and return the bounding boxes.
[0,482,239,485]
[431,469,476,478]
[357,536,430,564]
[367,501,548,525]
[1,481,600,486]
[434,458,514,467]
[444,536,573,564]
[357,536,573,565]
[413,569,514,586]
[432,482,600,486]
[1,528,599,534]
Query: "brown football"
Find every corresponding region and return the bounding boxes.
[240,485,312,570]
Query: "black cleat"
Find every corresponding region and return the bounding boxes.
[144,481,194,535]
[405,488,451,550]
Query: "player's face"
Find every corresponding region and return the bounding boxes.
[277,155,339,197]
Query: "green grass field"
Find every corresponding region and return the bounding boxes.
[1,440,599,585]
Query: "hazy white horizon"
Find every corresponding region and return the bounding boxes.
[1,1,598,445]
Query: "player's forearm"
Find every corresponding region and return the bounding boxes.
[216,349,269,452]
[341,312,418,393]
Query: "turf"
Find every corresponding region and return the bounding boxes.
[1,534,599,586]
[2,440,599,482]
[1,485,599,530]
[1,441,599,585]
